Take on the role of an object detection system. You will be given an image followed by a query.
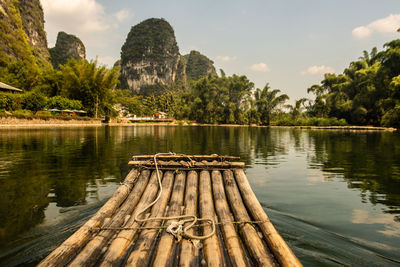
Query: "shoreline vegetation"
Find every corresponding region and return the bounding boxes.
[0,116,396,131]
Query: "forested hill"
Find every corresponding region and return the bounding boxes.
[119,18,217,94]
[119,18,186,94]
[49,32,86,69]
[184,50,216,81]
[0,0,49,68]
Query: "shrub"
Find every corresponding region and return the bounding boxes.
[13,109,33,118]
[22,91,47,112]
[0,92,23,110]
[46,96,83,110]
[0,94,11,110]
[382,105,400,128]
[35,110,53,117]
[274,117,348,126]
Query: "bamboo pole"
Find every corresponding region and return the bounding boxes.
[152,171,187,266]
[68,170,151,267]
[98,170,163,267]
[132,155,240,161]
[38,169,141,267]
[223,170,275,266]
[125,171,175,266]
[179,170,199,267]
[233,169,303,267]
[128,160,245,169]
[211,170,249,267]
[199,170,225,267]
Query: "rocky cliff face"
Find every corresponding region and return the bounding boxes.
[184,50,216,81]
[49,32,86,68]
[17,0,49,63]
[0,0,49,67]
[120,18,186,93]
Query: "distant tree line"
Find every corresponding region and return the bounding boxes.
[1,38,400,128]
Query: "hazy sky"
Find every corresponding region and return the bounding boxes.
[41,0,400,102]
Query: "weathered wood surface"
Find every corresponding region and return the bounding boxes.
[68,170,151,267]
[128,160,245,169]
[125,171,175,266]
[212,170,249,267]
[199,170,225,267]
[40,156,302,267]
[38,169,141,267]
[234,169,303,267]
[132,154,240,161]
[223,170,275,266]
[99,170,163,267]
[179,170,199,267]
[152,171,187,266]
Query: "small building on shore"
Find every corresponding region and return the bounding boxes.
[0,82,23,93]
[154,111,167,119]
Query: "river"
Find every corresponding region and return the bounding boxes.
[0,126,399,266]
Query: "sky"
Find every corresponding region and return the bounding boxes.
[40,0,400,102]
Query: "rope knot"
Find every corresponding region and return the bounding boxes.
[166,221,184,242]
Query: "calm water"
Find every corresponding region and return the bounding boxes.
[0,126,399,266]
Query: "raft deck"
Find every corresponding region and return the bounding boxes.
[39,154,302,267]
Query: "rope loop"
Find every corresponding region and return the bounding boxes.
[133,152,217,242]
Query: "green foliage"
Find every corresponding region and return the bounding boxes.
[189,74,254,124]
[307,39,400,127]
[274,117,348,126]
[1,60,41,91]
[121,18,178,65]
[382,104,400,128]
[58,59,120,117]
[22,91,47,112]
[46,96,83,110]
[13,109,33,117]
[255,84,289,125]
[50,31,85,68]
[0,0,49,69]
[35,110,52,118]
[184,50,216,81]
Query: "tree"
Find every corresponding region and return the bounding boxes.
[306,38,400,127]
[255,83,289,125]
[59,59,120,117]
[286,98,308,120]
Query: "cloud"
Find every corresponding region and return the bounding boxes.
[114,9,131,22]
[250,62,270,72]
[301,65,334,75]
[216,56,237,62]
[41,0,130,49]
[352,209,400,237]
[41,0,109,34]
[352,14,400,38]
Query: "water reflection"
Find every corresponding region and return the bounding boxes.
[307,131,400,221]
[0,127,399,266]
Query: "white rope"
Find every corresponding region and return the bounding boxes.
[133,152,216,241]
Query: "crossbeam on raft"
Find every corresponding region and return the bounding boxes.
[128,160,245,169]
[132,154,240,161]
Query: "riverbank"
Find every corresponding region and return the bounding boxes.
[0,117,397,131]
[0,116,102,128]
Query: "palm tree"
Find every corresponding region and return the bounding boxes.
[286,98,308,120]
[255,83,289,125]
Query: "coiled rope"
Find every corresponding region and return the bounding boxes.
[133,152,216,242]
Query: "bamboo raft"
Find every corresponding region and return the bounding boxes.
[39,154,302,267]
